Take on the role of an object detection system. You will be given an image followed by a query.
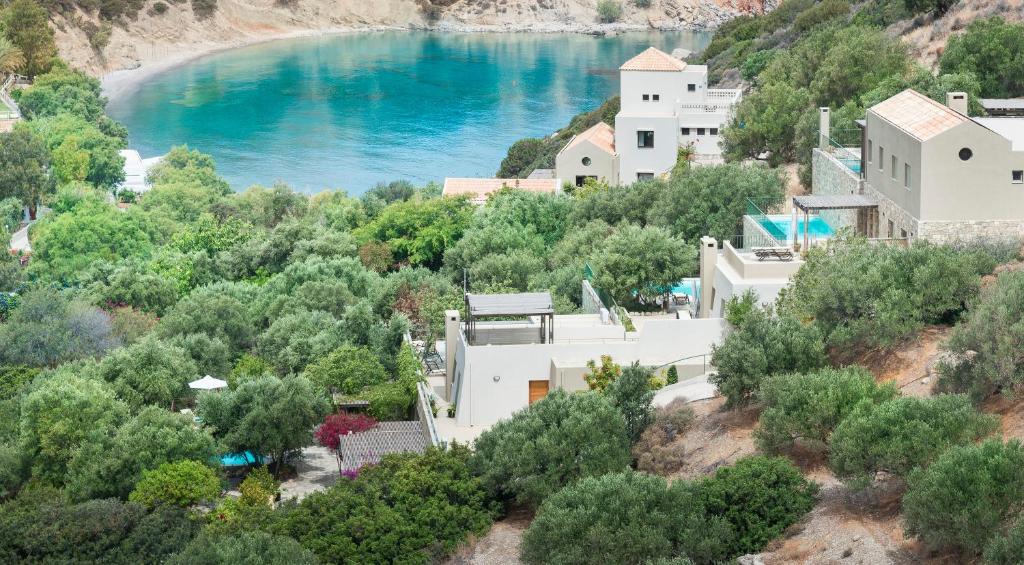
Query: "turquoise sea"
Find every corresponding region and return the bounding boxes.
[106,31,711,194]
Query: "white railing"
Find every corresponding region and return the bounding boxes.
[679,102,734,114]
[707,88,742,100]
[0,74,21,120]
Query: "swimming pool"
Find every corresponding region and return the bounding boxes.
[218,451,266,467]
[758,215,835,242]
[671,279,700,299]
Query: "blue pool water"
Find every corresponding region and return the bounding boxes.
[759,214,835,242]
[218,451,266,467]
[107,31,711,193]
[670,279,700,298]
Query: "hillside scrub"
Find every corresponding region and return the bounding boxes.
[938,271,1024,402]
[903,440,1024,555]
[710,304,827,409]
[521,457,816,565]
[828,394,998,487]
[779,239,995,353]
[469,389,631,509]
[755,366,897,454]
[940,17,1024,99]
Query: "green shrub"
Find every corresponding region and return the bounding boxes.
[632,0,650,7]
[696,456,817,557]
[792,0,848,32]
[940,17,1024,98]
[903,440,1024,555]
[190,0,216,18]
[605,362,655,444]
[150,1,169,14]
[755,366,897,454]
[596,0,620,22]
[275,446,496,564]
[938,271,1024,402]
[829,395,998,487]
[129,460,221,508]
[780,239,994,352]
[168,531,317,565]
[302,345,387,395]
[666,365,679,385]
[470,389,631,508]
[984,518,1024,565]
[710,306,827,408]
[521,471,679,565]
[740,49,777,81]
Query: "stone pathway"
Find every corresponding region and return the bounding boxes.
[278,446,339,501]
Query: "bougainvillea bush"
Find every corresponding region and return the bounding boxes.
[313,413,377,450]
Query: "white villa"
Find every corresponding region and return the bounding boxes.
[556,47,742,187]
[437,284,727,429]
[118,149,163,194]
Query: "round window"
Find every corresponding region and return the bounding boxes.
[959,147,973,161]
[582,157,592,166]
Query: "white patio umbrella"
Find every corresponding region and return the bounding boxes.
[189,375,228,390]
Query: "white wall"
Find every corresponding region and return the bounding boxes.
[619,70,686,115]
[454,317,728,426]
[616,114,679,182]
[555,138,618,187]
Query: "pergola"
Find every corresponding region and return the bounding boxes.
[464,292,555,344]
[791,194,879,250]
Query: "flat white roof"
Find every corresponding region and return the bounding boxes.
[973,117,1024,151]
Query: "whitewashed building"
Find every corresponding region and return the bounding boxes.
[556,47,742,187]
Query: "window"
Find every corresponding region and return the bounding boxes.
[581,157,591,166]
[652,94,660,101]
[697,128,706,135]
[887,219,894,238]
[959,147,973,161]
[710,128,719,135]
[1014,170,1024,184]
[904,163,911,188]
[637,130,654,148]
[878,146,884,171]
[900,229,908,239]
[642,94,649,101]
[867,140,873,163]
[681,127,691,135]
[891,155,897,179]
[687,84,696,92]
[637,172,655,180]
[575,175,597,187]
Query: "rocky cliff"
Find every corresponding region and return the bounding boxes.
[55,0,772,76]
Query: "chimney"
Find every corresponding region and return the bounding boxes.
[443,309,460,401]
[946,92,969,115]
[818,107,830,150]
[698,236,717,319]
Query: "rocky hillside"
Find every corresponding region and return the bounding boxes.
[54,0,773,76]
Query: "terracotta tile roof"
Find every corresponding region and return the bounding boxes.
[563,122,616,155]
[870,89,967,141]
[620,47,688,72]
[442,177,560,204]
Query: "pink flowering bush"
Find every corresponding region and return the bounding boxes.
[314,413,377,450]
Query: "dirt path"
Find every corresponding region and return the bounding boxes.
[447,508,531,565]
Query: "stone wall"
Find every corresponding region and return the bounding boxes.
[811,148,860,230]
[862,182,920,239]
[918,220,1024,245]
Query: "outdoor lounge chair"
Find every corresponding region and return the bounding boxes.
[752,246,795,262]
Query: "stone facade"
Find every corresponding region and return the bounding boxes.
[918,220,1024,245]
[810,148,860,230]
[861,182,920,239]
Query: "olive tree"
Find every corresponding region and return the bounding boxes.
[469,390,631,508]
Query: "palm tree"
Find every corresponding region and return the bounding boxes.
[0,37,25,76]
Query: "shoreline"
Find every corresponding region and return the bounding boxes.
[100,22,710,102]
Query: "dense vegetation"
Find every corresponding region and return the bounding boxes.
[5,0,1024,561]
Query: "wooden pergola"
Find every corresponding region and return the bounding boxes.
[791,194,879,250]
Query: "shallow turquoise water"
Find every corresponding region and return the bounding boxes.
[759,215,835,241]
[106,31,710,193]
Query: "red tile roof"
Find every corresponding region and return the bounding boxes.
[620,47,688,72]
[442,177,560,204]
[563,122,616,155]
[870,89,967,141]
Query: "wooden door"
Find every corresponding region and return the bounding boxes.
[528,380,549,404]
